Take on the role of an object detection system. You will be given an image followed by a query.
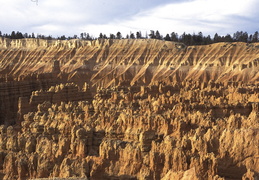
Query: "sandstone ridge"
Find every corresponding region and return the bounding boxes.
[0,38,259,84]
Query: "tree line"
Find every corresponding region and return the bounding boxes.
[0,30,258,46]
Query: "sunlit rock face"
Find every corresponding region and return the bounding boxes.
[0,38,259,179]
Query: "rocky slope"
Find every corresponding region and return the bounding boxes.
[0,38,258,179]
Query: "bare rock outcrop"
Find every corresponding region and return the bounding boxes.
[0,38,258,179]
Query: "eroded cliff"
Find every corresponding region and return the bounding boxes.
[0,38,258,180]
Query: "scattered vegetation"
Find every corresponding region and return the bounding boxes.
[0,30,258,46]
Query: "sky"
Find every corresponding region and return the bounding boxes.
[0,0,259,38]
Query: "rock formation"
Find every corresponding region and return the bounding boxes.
[0,37,258,179]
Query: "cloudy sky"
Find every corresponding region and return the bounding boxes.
[0,0,258,38]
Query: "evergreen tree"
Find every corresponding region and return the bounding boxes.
[241,32,248,42]
[170,32,178,42]
[9,31,24,39]
[145,31,148,39]
[180,32,186,43]
[80,32,91,40]
[197,32,203,44]
[24,33,28,38]
[180,32,193,45]
[186,34,193,45]
[164,34,171,41]
[1,29,257,45]
[192,32,203,45]
[149,30,155,39]
[99,33,103,39]
[213,33,220,43]
[47,35,53,40]
[116,32,122,39]
[17,31,24,39]
[223,34,233,42]
[233,31,248,42]
[109,33,115,39]
[155,30,161,39]
[203,35,212,45]
[248,34,253,43]
[252,31,259,42]
[136,31,142,39]
[86,33,91,40]
[59,35,66,40]
[80,33,84,39]
[3,33,9,38]
[36,34,42,39]
[10,31,16,39]
[130,33,135,39]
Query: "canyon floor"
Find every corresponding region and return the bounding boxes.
[0,38,259,179]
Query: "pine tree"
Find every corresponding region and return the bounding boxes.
[203,35,212,45]
[149,30,155,39]
[197,32,203,44]
[80,33,84,39]
[252,31,258,42]
[136,31,142,39]
[17,31,24,39]
[59,35,66,40]
[155,30,161,39]
[99,33,103,39]
[130,33,135,39]
[233,31,248,42]
[180,32,193,45]
[116,32,122,39]
[109,34,115,39]
[224,34,233,42]
[24,33,28,38]
[213,33,220,43]
[171,32,178,42]
[47,35,53,40]
[241,32,248,42]
[164,34,171,41]
[10,31,16,39]
[86,33,91,40]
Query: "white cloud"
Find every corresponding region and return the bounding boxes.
[0,0,258,37]
[115,0,258,36]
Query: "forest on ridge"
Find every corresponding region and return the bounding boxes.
[0,30,259,46]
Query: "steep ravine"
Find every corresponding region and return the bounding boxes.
[0,38,258,179]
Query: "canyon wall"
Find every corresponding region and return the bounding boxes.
[1,37,259,85]
[0,38,258,179]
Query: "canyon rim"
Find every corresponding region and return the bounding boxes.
[0,37,258,179]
